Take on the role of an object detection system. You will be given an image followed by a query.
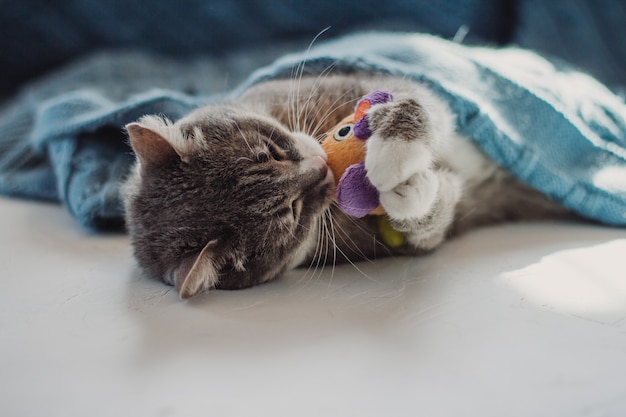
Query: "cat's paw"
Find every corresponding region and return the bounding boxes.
[379,170,439,219]
[365,136,432,193]
[364,99,437,219]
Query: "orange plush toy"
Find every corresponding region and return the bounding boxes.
[321,90,394,218]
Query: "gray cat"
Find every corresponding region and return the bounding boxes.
[122,75,570,298]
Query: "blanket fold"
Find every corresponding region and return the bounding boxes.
[1,32,625,230]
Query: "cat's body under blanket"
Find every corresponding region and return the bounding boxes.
[123,75,570,298]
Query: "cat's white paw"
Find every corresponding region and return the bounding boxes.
[364,98,441,220]
[379,170,439,219]
[365,134,432,192]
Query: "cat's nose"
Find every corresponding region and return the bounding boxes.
[315,154,328,166]
[299,154,334,185]
[314,155,335,185]
[300,154,326,171]
[313,155,330,176]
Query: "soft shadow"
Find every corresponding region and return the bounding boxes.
[124,220,625,362]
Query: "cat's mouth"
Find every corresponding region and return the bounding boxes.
[314,155,336,201]
[323,163,336,200]
[319,156,335,187]
[316,155,338,203]
[297,155,335,211]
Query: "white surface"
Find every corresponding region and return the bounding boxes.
[1,196,626,417]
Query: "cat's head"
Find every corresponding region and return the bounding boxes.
[123,105,334,298]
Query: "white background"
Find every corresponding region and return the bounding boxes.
[1,197,626,417]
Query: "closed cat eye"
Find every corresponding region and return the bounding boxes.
[267,141,288,161]
[333,123,353,141]
[257,138,289,162]
[255,141,287,163]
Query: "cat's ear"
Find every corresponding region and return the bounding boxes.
[172,240,220,299]
[126,120,183,169]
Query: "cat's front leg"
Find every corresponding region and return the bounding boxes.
[365,97,462,250]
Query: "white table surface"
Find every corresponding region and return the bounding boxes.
[1,196,626,417]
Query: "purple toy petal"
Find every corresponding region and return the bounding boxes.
[336,162,380,218]
[362,90,394,106]
[353,90,394,140]
[353,118,371,140]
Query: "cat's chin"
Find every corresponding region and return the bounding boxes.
[286,214,328,271]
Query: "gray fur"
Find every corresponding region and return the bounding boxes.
[123,75,572,298]
[367,98,431,143]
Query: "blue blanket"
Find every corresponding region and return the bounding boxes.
[1,32,625,229]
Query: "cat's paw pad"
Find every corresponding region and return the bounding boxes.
[379,170,439,220]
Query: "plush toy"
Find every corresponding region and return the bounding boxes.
[321,90,405,248]
[321,90,393,218]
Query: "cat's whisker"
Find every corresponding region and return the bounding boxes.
[326,209,378,265]
[298,216,325,286]
[298,61,339,134]
[301,76,342,137]
[329,235,383,285]
[324,209,339,287]
[288,51,306,133]
[321,210,334,285]
[286,70,297,132]
[287,46,305,132]
[308,91,360,138]
[313,212,331,284]
[287,27,331,134]
[265,123,279,146]
[309,219,326,285]
[281,218,294,234]
[261,218,275,249]
[233,120,255,155]
[327,199,395,261]
[312,91,360,130]
[306,213,326,286]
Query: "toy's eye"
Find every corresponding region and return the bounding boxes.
[333,124,354,142]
